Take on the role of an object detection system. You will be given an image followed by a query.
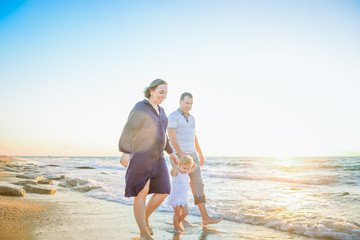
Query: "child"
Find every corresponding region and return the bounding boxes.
[166,154,198,232]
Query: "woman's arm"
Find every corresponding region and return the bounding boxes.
[120,153,130,167]
[164,135,174,154]
[118,103,146,167]
[118,106,146,154]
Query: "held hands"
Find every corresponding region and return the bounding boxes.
[169,152,179,165]
[120,153,130,167]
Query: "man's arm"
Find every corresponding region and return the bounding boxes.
[189,162,198,173]
[195,134,205,166]
[168,129,185,157]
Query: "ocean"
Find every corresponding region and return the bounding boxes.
[18,156,360,240]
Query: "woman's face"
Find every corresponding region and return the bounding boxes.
[150,84,168,105]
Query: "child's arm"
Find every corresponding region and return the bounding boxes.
[189,162,198,173]
[171,162,179,177]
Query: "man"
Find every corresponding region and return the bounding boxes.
[167,92,222,226]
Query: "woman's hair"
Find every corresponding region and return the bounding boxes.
[144,79,168,99]
[180,154,193,167]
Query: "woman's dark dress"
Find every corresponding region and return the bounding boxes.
[118,99,173,197]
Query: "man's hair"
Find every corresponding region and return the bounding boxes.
[180,92,193,101]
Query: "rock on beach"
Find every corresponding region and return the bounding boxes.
[13,180,38,186]
[16,173,44,181]
[23,184,56,195]
[0,185,26,197]
[37,179,54,185]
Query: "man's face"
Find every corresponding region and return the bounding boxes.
[180,96,193,114]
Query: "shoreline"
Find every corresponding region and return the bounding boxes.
[0,155,231,240]
[1,155,319,240]
[0,156,49,240]
[0,155,243,240]
[0,155,138,240]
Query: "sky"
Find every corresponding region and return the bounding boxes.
[1,0,360,157]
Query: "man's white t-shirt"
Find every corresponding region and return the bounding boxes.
[167,109,196,154]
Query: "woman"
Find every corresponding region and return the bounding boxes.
[119,79,178,240]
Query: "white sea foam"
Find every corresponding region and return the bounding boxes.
[203,171,339,185]
[79,183,360,240]
[94,159,125,170]
[204,202,360,240]
[20,156,360,240]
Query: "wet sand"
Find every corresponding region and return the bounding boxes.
[1,155,309,240]
[0,156,135,240]
[0,155,228,240]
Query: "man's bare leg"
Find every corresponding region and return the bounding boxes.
[198,203,222,225]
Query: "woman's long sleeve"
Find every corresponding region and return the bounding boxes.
[164,135,173,154]
[118,106,146,154]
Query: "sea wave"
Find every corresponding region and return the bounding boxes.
[91,188,360,240]
[93,159,125,170]
[202,171,339,185]
[200,202,360,240]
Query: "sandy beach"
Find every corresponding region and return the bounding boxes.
[2,155,358,240]
[0,155,235,240]
[0,156,140,240]
[1,155,299,240]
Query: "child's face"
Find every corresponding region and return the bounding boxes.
[179,163,191,174]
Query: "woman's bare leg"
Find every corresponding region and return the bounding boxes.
[145,193,168,235]
[133,180,153,239]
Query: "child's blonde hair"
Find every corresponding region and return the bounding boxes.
[180,154,193,167]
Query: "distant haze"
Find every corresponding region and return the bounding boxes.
[1,0,359,157]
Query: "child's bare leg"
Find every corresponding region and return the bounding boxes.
[178,206,188,231]
[173,206,182,232]
[177,207,184,232]
[179,206,189,223]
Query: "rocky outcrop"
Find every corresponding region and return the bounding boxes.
[74,185,102,192]
[44,174,66,180]
[59,178,101,192]
[47,164,60,167]
[59,178,88,188]
[75,166,96,169]
[1,167,20,172]
[16,173,44,180]
[23,184,56,195]
[37,179,54,185]
[13,180,38,186]
[0,185,26,196]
